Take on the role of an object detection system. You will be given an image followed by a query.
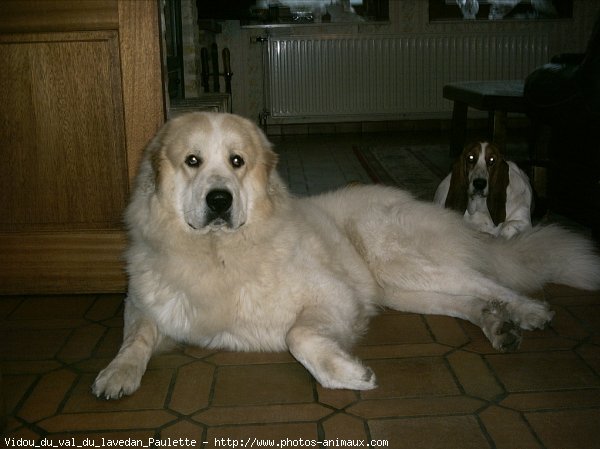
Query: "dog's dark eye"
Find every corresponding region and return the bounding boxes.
[467,154,476,164]
[230,154,245,168]
[185,154,201,168]
[487,156,496,166]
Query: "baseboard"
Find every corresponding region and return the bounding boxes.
[0,231,127,295]
[265,117,531,136]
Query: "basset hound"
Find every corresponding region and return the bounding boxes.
[434,141,533,238]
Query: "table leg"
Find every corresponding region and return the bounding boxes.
[450,101,468,157]
[492,110,507,152]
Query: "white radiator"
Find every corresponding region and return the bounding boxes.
[263,34,549,122]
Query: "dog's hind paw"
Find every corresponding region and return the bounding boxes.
[492,320,523,352]
[481,300,523,352]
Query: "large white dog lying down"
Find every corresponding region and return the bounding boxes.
[93,112,600,398]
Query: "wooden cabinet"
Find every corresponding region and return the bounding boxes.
[0,1,164,294]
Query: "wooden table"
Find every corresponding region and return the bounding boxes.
[443,80,526,156]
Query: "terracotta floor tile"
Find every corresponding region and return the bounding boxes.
[194,403,330,426]
[0,297,21,318]
[362,313,432,345]
[486,351,600,392]
[479,405,542,449]
[212,363,313,406]
[369,415,492,449]
[38,410,176,433]
[3,425,41,441]
[2,360,62,375]
[85,295,124,321]
[57,323,105,363]
[316,384,360,409]
[447,350,504,400]
[518,335,578,352]
[500,390,600,411]
[93,327,123,357]
[183,345,217,359]
[17,369,77,423]
[9,296,94,320]
[361,357,460,399]
[73,357,116,373]
[568,304,600,330]
[544,284,599,299]
[347,396,484,419]
[160,419,205,442]
[550,295,600,306]
[4,374,37,413]
[0,328,71,359]
[459,322,498,354]
[526,409,600,449]
[548,306,590,339]
[147,352,196,369]
[1,317,87,330]
[100,315,124,328]
[424,315,470,347]
[168,361,214,414]
[322,413,368,441]
[577,343,600,375]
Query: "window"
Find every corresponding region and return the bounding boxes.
[429,0,573,21]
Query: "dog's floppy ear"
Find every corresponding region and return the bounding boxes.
[149,140,165,190]
[139,122,169,191]
[257,130,279,174]
[133,122,170,194]
[247,119,281,183]
[444,153,469,214]
[487,157,509,225]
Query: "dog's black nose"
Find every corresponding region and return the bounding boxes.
[473,178,487,191]
[206,189,233,214]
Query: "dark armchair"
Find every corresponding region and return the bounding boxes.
[524,14,600,240]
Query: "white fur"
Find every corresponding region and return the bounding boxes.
[92,112,600,399]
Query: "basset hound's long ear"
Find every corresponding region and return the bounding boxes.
[487,153,509,226]
[444,155,469,214]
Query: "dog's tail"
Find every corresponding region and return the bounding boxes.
[482,225,600,293]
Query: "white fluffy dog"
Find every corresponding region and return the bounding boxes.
[93,112,600,398]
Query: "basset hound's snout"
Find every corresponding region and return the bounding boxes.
[472,177,487,193]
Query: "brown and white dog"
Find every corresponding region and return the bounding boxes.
[434,141,532,238]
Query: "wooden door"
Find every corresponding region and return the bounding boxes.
[0,1,164,294]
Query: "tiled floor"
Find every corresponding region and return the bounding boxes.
[2,132,600,448]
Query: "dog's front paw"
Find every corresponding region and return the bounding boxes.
[313,354,377,390]
[92,362,144,400]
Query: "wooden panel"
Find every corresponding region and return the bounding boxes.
[0,31,128,231]
[0,0,118,33]
[0,231,127,294]
[118,0,166,184]
[0,0,164,294]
